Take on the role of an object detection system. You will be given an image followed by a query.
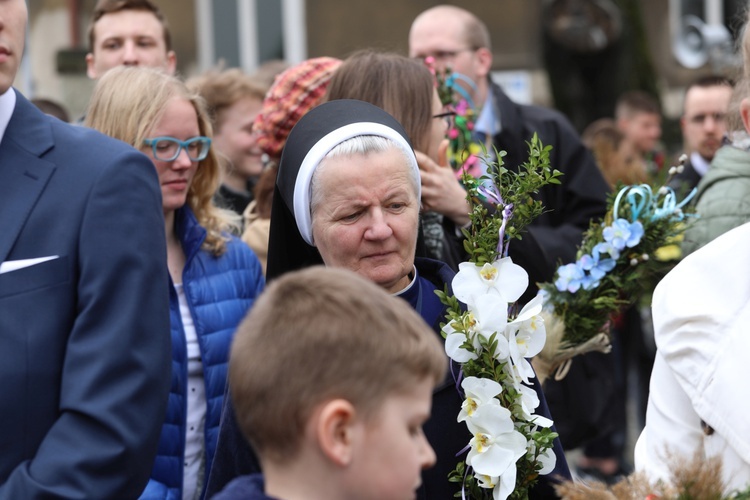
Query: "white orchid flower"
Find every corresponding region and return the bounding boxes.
[453,258,528,306]
[506,294,546,359]
[465,404,527,479]
[503,296,545,384]
[517,384,540,421]
[444,292,510,363]
[506,355,537,385]
[470,294,510,361]
[458,376,503,422]
[443,321,479,363]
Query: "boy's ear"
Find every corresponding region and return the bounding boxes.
[316,399,359,467]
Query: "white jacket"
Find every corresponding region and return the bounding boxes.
[635,222,750,492]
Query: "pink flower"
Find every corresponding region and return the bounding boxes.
[449,129,459,139]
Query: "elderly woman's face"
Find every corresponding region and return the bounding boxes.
[311,147,419,293]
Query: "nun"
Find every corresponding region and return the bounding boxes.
[207,99,570,499]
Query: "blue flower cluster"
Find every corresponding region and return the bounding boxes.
[554,219,644,293]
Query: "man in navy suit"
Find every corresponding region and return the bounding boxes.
[0,1,171,498]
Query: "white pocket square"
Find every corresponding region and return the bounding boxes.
[0,256,59,274]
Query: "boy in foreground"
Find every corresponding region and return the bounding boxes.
[215,266,448,500]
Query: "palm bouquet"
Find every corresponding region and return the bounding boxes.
[437,134,562,500]
[534,158,696,383]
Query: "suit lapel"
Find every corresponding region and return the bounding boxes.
[0,91,56,264]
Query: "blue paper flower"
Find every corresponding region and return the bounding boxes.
[593,241,620,260]
[603,219,644,250]
[578,251,614,289]
[554,263,585,293]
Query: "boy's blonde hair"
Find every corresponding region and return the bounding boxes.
[229,266,447,464]
[85,66,237,255]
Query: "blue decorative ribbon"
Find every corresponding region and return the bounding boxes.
[446,72,477,110]
[611,184,697,223]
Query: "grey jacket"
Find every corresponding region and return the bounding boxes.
[682,145,750,256]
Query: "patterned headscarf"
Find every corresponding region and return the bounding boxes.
[253,57,342,159]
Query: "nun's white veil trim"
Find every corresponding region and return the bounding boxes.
[292,121,421,245]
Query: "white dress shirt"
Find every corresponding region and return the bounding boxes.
[0,88,17,146]
[690,151,710,178]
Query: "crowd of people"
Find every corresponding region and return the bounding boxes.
[3,0,750,498]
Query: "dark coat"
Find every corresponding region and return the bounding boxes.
[667,156,703,195]
[212,474,277,500]
[0,90,171,498]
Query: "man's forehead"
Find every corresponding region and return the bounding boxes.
[409,25,465,56]
[93,10,165,41]
[684,86,732,109]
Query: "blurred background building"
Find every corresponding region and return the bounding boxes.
[17,0,748,151]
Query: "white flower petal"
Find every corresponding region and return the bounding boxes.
[472,294,509,334]
[476,473,498,490]
[445,332,477,362]
[515,358,536,384]
[494,462,518,500]
[518,384,540,418]
[462,376,503,402]
[471,442,516,477]
[452,262,486,303]
[521,328,546,358]
[529,415,553,428]
[494,258,529,303]
[538,447,557,475]
[466,404,514,436]
[514,293,544,322]
[493,335,511,361]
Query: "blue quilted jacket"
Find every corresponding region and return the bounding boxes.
[140,207,264,500]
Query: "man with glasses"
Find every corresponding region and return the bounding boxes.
[409,8,615,475]
[671,75,734,193]
[0,0,170,497]
[409,4,609,305]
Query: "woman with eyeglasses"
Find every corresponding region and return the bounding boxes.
[86,66,264,500]
[324,50,471,269]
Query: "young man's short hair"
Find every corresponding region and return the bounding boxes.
[615,90,661,120]
[684,74,734,95]
[229,266,447,464]
[87,0,171,51]
[186,69,268,131]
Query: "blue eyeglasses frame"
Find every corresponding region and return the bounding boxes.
[143,136,212,162]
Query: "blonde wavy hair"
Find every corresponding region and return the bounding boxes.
[85,66,237,255]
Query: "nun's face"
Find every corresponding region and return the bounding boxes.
[311,147,419,293]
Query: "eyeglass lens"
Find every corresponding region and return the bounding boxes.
[152,138,210,161]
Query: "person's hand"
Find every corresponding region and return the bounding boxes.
[415,140,471,226]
